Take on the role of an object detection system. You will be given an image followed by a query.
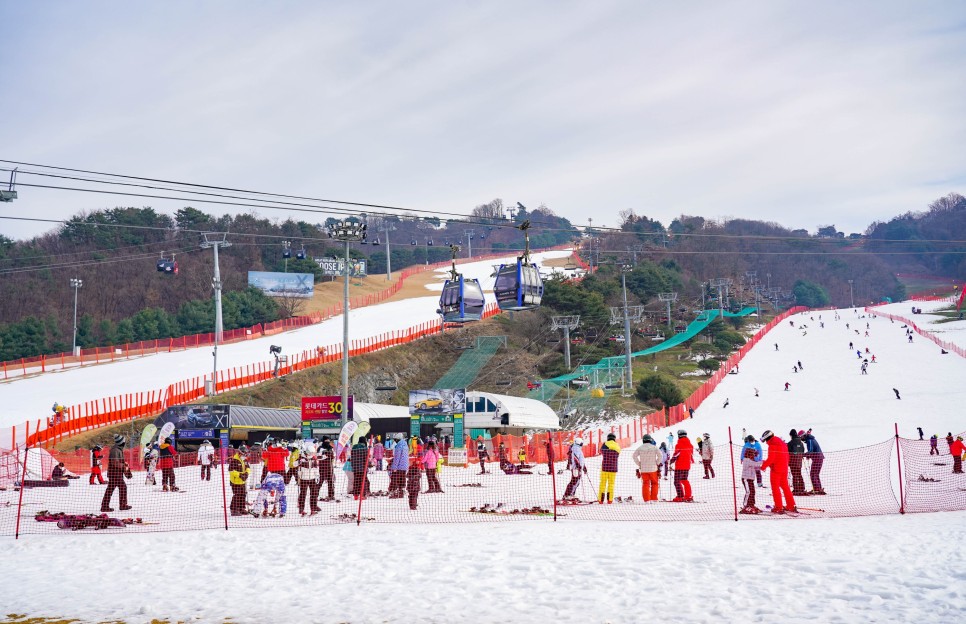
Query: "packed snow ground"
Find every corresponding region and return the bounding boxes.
[1,298,965,622]
[0,250,571,430]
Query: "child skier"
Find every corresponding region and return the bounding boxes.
[739,447,762,514]
[563,437,587,500]
[89,445,106,485]
[255,472,287,518]
[406,454,423,510]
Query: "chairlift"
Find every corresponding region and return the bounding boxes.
[156,252,178,275]
[427,239,434,246]
[494,220,544,312]
[295,246,306,260]
[0,168,17,202]
[282,245,292,259]
[372,237,382,246]
[651,331,666,342]
[411,239,417,246]
[437,245,485,323]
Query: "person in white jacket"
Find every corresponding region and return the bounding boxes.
[700,433,715,479]
[632,434,663,502]
[197,440,215,481]
[297,441,321,516]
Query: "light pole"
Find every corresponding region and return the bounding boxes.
[464,230,476,259]
[848,279,854,308]
[70,278,83,353]
[327,218,367,426]
[621,265,633,388]
[201,232,232,395]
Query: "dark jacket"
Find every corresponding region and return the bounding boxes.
[351,442,369,471]
[601,439,621,473]
[787,433,805,456]
[802,432,823,457]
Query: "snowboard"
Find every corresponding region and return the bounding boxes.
[157,422,175,445]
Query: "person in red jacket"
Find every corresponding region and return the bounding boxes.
[760,430,796,514]
[260,439,289,483]
[89,445,106,485]
[158,437,179,492]
[670,429,694,502]
[950,436,965,474]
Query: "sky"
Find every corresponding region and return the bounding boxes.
[2,1,966,241]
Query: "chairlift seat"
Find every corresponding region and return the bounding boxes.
[494,259,544,312]
[0,190,17,202]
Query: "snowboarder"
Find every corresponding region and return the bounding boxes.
[476,436,490,475]
[197,440,215,481]
[930,434,939,456]
[296,442,321,516]
[950,437,965,474]
[946,433,955,452]
[801,429,825,494]
[89,445,106,485]
[158,437,179,492]
[228,446,250,515]
[598,433,621,504]
[563,437,587,499]
[670,430,694,502]
[100,434,132,513]
[893,388,901,400]
[423,440,443,493]
[318,437,335,501]
[631,434,662,502]
[389,433,409,497]
[760,430,796,514]
[787,429,807,496]
[917,427,924,441]
[700,433,715,479]
[739,447,762,514]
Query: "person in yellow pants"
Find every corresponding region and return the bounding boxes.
[598,433,621,503]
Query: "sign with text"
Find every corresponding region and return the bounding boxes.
[409,388,466,415]
[315,258,368,277]
[302,395,353,421]
[248,271,315,298]
[178,428,215,439]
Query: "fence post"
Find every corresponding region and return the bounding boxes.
[895,423,905,514]
[547,432,557,521]
[728,426,738,521]
[221,437,229,530]
[15,445,29,539]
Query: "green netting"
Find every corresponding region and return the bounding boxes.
[434,336,505,390]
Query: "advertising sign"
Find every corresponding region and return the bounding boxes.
[157,404,229,430]
[302,396,353,421]
[408,388,466,415]
[177,429,215,439]
[248,271,315,298]
[315,258,367,277]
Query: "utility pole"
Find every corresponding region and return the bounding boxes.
[621,265,634,389]
[201,232,232,395]
[326,218,367,426]
[464,230,476,259]
[282,240,291,273]
[70,278,83,354]
[848,279,854,308]
[551,315,580,370]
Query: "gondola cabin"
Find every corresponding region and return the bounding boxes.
[295,247,306,260]
[438,275,485,323]
[494,259,543,311]
[156,256,178,275]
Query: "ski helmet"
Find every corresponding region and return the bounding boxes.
[574,437,584,446]
[642,434,654,444]
[744,435,754,443]
[761,430,774,441]
[702,433,710,439]
[607,433,616,441]
[677,429,687,437]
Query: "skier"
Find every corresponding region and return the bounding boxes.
[742,435,764,488]
[318,436,336,501]
[893,388,901,400]
[631,434,662,502]
[917,427,924,441]
[760,430,796,514]
[930,434,939,456]
[296,441,321,516]
[754,388,759,398]
[722,398,729,409]
[372,436,385,471]
[700,433,715,479]
[406,453,423,510]
[255,472,286,518]
[793,365,798,373]
[563,438,587,500]
[228,446,250,516]
[670,429,694,502]
[801,429,825,494]
[739,446,762,514]
[350,436,371,499]
[389,433,409,498]
[261,439,288,482]
[89,445,106,485]
[476,436,490,475]
[197,440,215,481]
[774,343,779,351]
[860,362,868,375]
[658,442,670,479]
[946,433,955,452]
[849,342,853,350]
[158,437,179,492]
[950,437,965,474]
[598,433,620,504]
[797,360,803,370]
[784,382,791,391]
[100,434,132,512]
[787,429,807,496]
[422,440,443,493]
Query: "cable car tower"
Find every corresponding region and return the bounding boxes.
[437,244,485,323]
[494,219,544,312]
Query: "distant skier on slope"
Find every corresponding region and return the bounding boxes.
[893,388,901,400]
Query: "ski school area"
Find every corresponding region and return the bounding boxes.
[0,282,965,622]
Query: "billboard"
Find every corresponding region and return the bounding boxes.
[301,395,353,421]
[248,271,315,298]
[409,388,466,415]
[156,404,230,430]
[315,258,367,277]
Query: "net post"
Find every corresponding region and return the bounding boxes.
[547,432,557,521]
[15,444,29,539]
[357,444,371,526]
[895,423,905,514]
[220,438,229,530]
[728,426,738,521]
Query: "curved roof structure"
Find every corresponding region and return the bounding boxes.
[464,391,559,430]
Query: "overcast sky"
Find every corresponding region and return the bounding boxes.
[2,1,965,241]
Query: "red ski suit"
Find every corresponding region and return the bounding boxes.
[761,436,795,511]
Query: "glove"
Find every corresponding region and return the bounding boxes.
[635,469,640,478]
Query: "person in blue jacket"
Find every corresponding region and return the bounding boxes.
[742,435,764,488]
[801,429,826,494]
[388,433,409,498]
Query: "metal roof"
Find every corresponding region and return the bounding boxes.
[465,392,560,430]
[228,405,301,430]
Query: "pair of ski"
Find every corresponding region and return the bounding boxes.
[764,505,825,515]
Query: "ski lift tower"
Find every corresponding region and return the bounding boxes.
[709,278,730,316]
[658,292,678,328]
[201,232,231,395]
[551,315,580,369]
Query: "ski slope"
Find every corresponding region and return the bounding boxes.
[0,250,571,429]
[1,298,964,622]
